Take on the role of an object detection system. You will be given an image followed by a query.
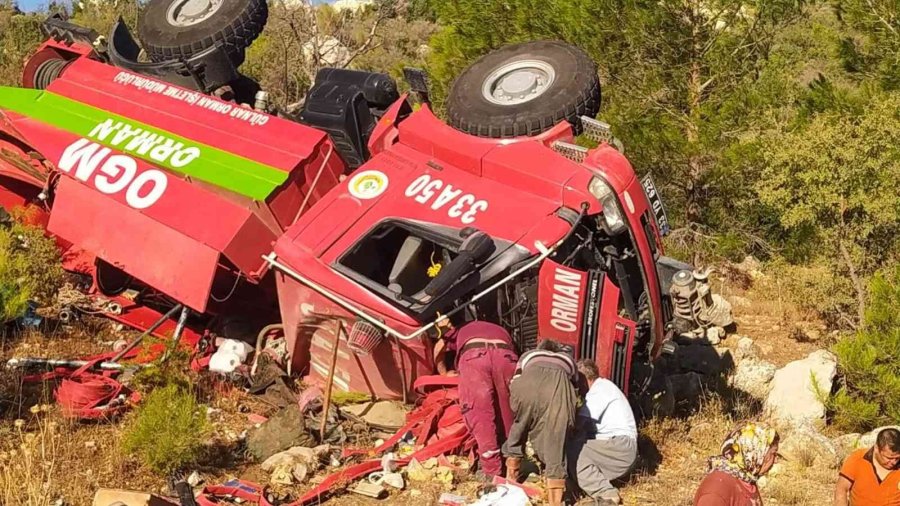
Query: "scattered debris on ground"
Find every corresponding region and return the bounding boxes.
[0,262,844,505]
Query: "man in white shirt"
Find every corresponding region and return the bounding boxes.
[569,359,638,505]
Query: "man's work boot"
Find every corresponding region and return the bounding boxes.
[546,478,566,506]
[505,457,522,482]
[598,489,622,505]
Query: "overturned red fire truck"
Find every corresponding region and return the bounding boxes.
[0,4,692,402]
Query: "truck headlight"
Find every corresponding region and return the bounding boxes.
[588,176,627,235]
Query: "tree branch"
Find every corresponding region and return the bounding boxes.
[865,0,898,35]
[837,199,867,326]
[342,5,389,68]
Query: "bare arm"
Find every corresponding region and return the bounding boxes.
[833,475,852,506]
[432,318,457,376]
[433,337,450,375]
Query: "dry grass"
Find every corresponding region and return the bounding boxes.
[0,397,161,505]
[0,410,59,505]
[620,279,839,506]
[623,395,835,506]
[765,477,810,505]
[717,279,826,368]
[624,397,743,505]
[0,266,842,506]
[762,461,836,506]
[792,444,819,469]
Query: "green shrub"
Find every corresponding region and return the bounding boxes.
[865,265,900,333]
[0,218,64,322]
[759,259,857,329]
[332,391,371,406]
[830,266,900,432]
[129,336,193,393]
[0,6,45,86]
[130,361,192,394]
[829,389,882,432]
[122,385,210,475]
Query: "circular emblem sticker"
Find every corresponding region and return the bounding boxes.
[348,170,389,200]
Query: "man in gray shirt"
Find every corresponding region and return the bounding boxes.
[503,339,579,506]
[569,359,639,505]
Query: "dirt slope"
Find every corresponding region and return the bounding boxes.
[0,274,838,505]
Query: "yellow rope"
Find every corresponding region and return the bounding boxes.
[427,250,442,278]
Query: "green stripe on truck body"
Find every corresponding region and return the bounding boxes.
[0,87,287,200]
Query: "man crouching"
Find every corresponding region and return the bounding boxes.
[503,339,579,506]
[568,359,638,505]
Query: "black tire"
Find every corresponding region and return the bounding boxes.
[447,41,601,138]
[138,0,268,65]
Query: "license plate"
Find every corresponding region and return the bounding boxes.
[641,174,670,236]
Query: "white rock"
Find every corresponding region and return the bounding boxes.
[832,433,862,457]
[187,471,203,487]
[734,336,759,362]
[302,36,350,67]
[730,358,777,399]
[706,294,734,328]
[780,424,838,468]
[858,426,900,450]
[261,444,331,472]
[734,255,764,279]
[764,350,837,428]
[291,462,310,483]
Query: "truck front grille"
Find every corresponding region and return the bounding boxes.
[578,271,603,361]
[612,325,630,390]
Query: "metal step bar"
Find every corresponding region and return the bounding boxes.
[580,116,625,153]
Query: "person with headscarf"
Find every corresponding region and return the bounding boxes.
[694,422,781,506]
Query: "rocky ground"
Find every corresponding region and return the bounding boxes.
[0,264,865,505]
[621,269,838,506]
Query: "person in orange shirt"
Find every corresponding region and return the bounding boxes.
[835,428,900,506]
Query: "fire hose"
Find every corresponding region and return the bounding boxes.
[14,305,200,420]
[53,360,141,420]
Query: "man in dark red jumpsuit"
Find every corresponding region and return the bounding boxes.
[434,318,519,478]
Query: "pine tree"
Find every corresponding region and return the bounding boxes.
[425,0,807,262]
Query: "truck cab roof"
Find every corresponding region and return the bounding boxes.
[273,105,600,326]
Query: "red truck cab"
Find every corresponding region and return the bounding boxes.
[0,15,679,402]
[269,104,673,399]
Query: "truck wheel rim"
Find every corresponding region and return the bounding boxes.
[166,0,225,27]
[481,60,557,106]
